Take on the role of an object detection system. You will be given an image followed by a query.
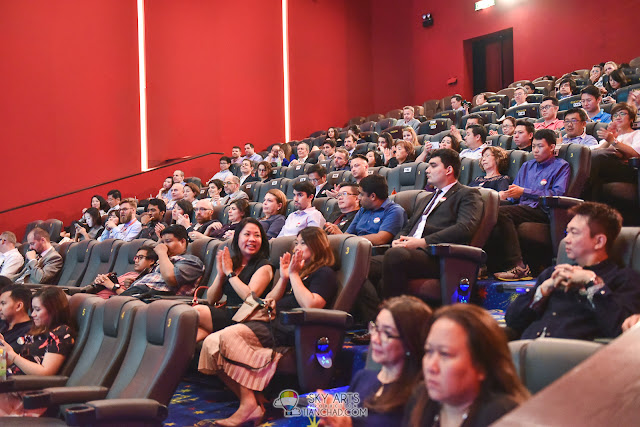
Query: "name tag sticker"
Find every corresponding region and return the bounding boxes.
[272,181,278,186]
[403,167,411,173]
[373,217,381,223]
[296,165,302,170]
[332,173,339,178]
[540,179,548,186]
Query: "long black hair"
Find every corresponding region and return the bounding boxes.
[230,218,270,270]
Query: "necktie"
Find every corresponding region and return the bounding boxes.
[410,189,442,238]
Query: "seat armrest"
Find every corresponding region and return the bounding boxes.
[280,308,352,328]
[427,244,487,264]
[371,244,390,256]
[64,398,168,426]
[23,385,108,410]
[628,157,640,169]
[539,196,583,209]
[0,375,68,393]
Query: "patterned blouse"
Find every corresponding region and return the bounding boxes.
[9,324,75,375]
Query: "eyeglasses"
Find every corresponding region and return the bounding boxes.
[540,105,555,111]
[612,112,629,118]
[338,191,357,197]
[194,208,212,212]
[133,255,150,261]
[563,119,582,125]
[223,181,234,185]
[368,321,401,343]
[257,168,267,172]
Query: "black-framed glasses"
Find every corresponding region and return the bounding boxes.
[368,321,401,343]
[133,255,150,261]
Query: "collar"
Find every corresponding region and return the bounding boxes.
[293,206,316,215]
[436,182,457,196]
[40,246,54,258]
[536,156,555,167]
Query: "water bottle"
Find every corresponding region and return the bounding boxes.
[0,348,6,381]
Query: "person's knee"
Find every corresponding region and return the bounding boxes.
[383,247,412,269]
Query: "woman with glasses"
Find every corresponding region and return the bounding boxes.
[318,296,432,427]
[404,304,529,427]
[590,103,640,198]
[199,227,338,426]
[256,161,273,183]
[258,189,286,239]
[194,218,273,342]
[490,116,516,137]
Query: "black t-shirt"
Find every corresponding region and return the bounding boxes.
[276,266,338,312]
[0,320,33,353]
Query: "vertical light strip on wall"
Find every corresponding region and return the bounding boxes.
[282,0,291,142]
[137,0,149,171]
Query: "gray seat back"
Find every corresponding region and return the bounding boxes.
[386,162,427,194]
[389,190,430,222]
[79,239,123,286]
[57,240,97,287]
[60,294,104,377]
[112,239,154,276]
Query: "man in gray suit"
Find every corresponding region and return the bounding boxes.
[14,228,63,284]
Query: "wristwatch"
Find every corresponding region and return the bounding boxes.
[227,272,237,280]
[113,283,121,291]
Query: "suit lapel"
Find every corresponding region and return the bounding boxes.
[429,183,460,215]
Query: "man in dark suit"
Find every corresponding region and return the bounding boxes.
[308,164,332,199]
[378,148,483,298]
[14,227,63,284]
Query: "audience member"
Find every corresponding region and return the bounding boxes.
[0,232,24,280]
[490,129,570,280]
[278,181,325,237]
[0,285,32,352]
[373,149,482,299]
[350,154,370,184]
[241,143,263,163]
[450,94,467,113]
[74,207,104,241]
[366,150,384,167]
[202,199,250,240]
[239,159,258,185]
[91,245,158,298]
[475,92,488,106]
[506,202,640,340]
[169,200,194,231]
[324,183,360,234]
[258,189,287,239]
[470,146,511,192]
[183,182,200,207]
[405,304,528,426]
[327,127,342,144]
[557,77,576,100]
[524,81,536,94]
[318,139,337,162]
[307,164,331,198]
[210,156,234,182]
[194,218,273,341]
[106,189,121,215]
[438,134,460,152]
[535,96,564,130]
[511,87,528,107]
[120,225,204,297]
[512,119,534,151]
[449,114,483,146]
[230,146,243,164]
[460,125,488,159]
[14,228,63,285]
[318,296,433,427]
[345,175,407,245]
[98,198,142,242]
[166,183,185,210]
[199,227,337,426]
[343,134,358,157]
[156,177,173,202]
[561,108,598,147]
[387,140,415,168]
[603,60,618,77]
[347,124,363,144]
[182,199,215,236]
[333,148,351,171]
[207,179,225,207]
[86,194,109,217]
[172,169,186,185]
[221,176,249,205]
[580,85,612,123]
[256,161,272,183]
[137,198,167,241]
[603,69,629,103]
[263,144,289,166]
[589,64,604,88]
[378,132,395,165]
[490,116,516,136]
[396,106,420,130]
[289,141,312,167]
[402,126,420,148]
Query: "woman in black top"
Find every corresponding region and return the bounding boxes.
[194,218,273,342]
[470,146,511,192]
[404,305,528,427]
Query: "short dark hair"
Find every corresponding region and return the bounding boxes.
[232,145,241,150]
[174,199,193,218]
[138,246,159,263]
[230,218,269,270]
[347,124,361,135]
[244,143,254,149]
[308,164,327,178]
[467,124,487,143]
[524,82,536,92]
[323,139,336,148]
[107,189,121,200]
[611,102,637,123]
[359,174,389,200]
[609,69,629,87]
[351,154,368,163]
[451,94,463,102]
[559,77,577,93]
[542,96,559,106]
[533,129,556,146]
[568,202,622,252]
[160,224,189,244]
[220,156,231,163]
[515,119,535,136]
[147,198,167,213]
[230,198,250,219]
[339,183,360,194]
[465,113,485,126]
[84,207,102,227]
[1,285,32,313]
[293,180,315,198]
[565,107,588,122]
[427,148,462,179]
[580,85,601,100]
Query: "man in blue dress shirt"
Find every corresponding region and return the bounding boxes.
[491,129,571,281]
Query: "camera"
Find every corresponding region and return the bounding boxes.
[107,272,119,283]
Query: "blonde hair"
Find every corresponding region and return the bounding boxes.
[403,127,420,147]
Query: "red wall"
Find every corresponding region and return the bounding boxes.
[371,0,640,109]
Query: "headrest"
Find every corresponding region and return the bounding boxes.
[146,300,183,345]
[103,296,140,337]
[69,294,101,323]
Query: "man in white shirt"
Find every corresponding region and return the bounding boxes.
[349,154,370,184]
[561,108,598,147]
[99,198,142,242]
[106,189,121,215]
[395,106,421,130]
[460,125,488,159]
[278,181,325,237]
[511,87,527,107]
[0,232,24,280]
[209,156,233,182]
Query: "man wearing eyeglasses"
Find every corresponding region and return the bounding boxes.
[98,198,142,242]
[534,97,564,131]
[324,184,361,234]
[560,108,598,147]
[220,176,249,206]
[92,246,159,298]
[185,200,216,240]
[0,232,24,281]
[307,164,332,198]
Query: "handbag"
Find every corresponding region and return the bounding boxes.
[231,292,274,323]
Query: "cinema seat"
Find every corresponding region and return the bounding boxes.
[360,121,376,132]
[386,109,403,119]
[435,110,463,128]
[374,118,397,133]
[418,118,453,136]
[111,239,155,276]
[366,113,385,122]
[558,95,582,111]
[461,111,498,127]
[240,181,261,201]
[505,103,540,120]
[614,83,640,103]
[56,240,97,287]
[389,190,430,222]
[472,102,504,119]
[386,162,427,194]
